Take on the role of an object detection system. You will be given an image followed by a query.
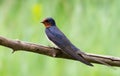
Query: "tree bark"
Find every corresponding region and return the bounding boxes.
[0,36,120,67]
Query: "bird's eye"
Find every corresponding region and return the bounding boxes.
[45,20,49,23]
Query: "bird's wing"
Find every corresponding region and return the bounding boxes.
[46,27,71,48]
[46,27,93,66]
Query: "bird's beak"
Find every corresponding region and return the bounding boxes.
[41,20,46,24]
[41,21,44,23]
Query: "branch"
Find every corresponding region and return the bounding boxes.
[0,36,120,67]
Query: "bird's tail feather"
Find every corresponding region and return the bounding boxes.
[76,51,93,66]
[67,50,93,66]
[77,51,112,67]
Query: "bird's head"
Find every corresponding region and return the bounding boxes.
[41,17,56,28]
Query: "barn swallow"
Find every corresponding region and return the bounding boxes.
[41,17,93,66]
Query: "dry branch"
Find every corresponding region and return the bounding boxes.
[0,36,120,67]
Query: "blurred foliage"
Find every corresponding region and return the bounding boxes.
[0,0,120,76]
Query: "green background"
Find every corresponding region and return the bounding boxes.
[0,0,120,76]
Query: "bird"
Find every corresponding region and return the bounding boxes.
[41,17,93,66]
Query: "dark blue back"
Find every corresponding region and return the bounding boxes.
[45,26,78,51]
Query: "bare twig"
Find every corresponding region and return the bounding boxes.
[0,36,120,67]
